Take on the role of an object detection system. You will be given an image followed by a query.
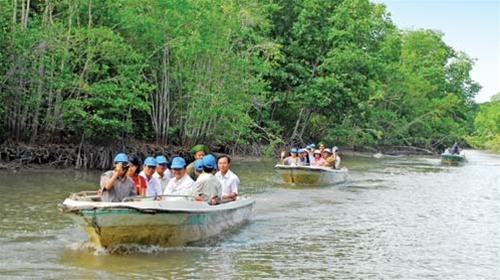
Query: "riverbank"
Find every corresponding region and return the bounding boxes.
[0,142,440,170]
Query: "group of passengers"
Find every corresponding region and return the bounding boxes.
[443,142,465,156]
[100,144,240,205]
[282,142,341,169]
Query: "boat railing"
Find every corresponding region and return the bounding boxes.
[69,190,102,202]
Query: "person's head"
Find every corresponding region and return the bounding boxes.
[290,148,298,158]
[190,144,209,160]
[322,148,332,159]
[318,143,325,150]
[194,159,203,176]
[313,150,322,159]
[202,154,216,174]
[298,149,306,158]
[170,156,187,179]
[308,144,316,151]
[143,157,157,177]
[155,155,169,176]
[217,155,231,174]
[113,153,129,176]
[332,146,338,154]
[127,155,141,177]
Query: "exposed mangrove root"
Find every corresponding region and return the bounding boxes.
[0,143,190,170]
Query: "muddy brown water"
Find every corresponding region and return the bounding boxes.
[0,150,499,279]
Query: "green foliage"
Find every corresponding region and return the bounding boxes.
[468,99,500,152]
[0,0,484,153]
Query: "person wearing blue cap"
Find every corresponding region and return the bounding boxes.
[192,154,222,205]
[139,157,162,198]
[193,159,203,178]
[153,155,173,192]
[100,153,136,202]
[282,148,299,166]
[297,148,310,166]
[163,156,194,196]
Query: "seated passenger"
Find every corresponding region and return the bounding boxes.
[193,154,222,205]
[332,146,341,169]
[318,142,326,153]
[127,155,147,196]
[194,159,203,178]
[311,150,325,166]
[100,153,136,202]
[306,144,315,163]
[298,148,310,166]
[154,155,172,193]
[186,144,209,180]
[139,157,163,198]
[163,157,194,196]
[322,148,335,168]
[283,148,300,166]
[215,155,239,201]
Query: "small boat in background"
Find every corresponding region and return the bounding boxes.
[274,164,347,185]
[58,191,255,248]
[441,153,466,165]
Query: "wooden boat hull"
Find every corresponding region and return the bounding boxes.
[60,196,254,248]
[441,154,465,165]
[275,164,347,185]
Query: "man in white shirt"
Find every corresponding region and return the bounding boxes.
[215,155,239,201]
[164,157,194,196]
[153,155,172,193]
[139,157,163,198]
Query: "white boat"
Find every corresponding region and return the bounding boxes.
[58,191,255,248]
[274,164,348,185]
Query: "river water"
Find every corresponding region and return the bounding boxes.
[0,150,499,279]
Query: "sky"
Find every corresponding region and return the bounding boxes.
[372,0,500,103]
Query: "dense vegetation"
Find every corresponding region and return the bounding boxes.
[468,93,500,152]
[0,0,492,155]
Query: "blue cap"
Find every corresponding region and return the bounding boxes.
[171,157,186,169]
[155,155,168,165]
[290,148,298,153]
[144,157,157,167]
[202,154,216,169]
[194,159,203,172]
[298,148,306,153]
[113,153,128,163]
[309,144,316,148]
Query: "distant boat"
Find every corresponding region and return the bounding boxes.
[58,191,255,248]
[441,153,466,165]
[274,164,347,185]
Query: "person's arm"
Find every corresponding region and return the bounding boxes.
[223,177,239,200]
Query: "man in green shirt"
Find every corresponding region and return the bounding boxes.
[192,154,221,205]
